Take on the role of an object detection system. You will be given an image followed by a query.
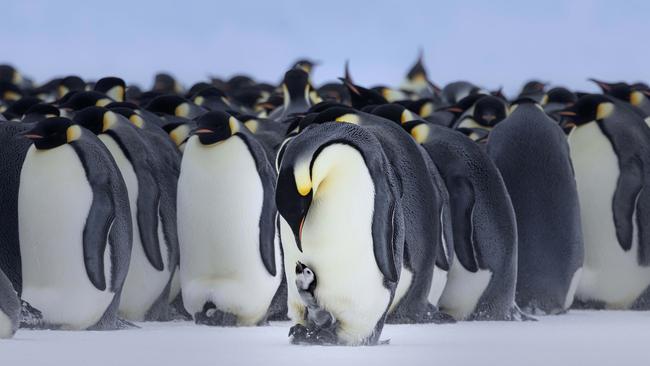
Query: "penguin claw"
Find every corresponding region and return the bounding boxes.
[19,300,48,329]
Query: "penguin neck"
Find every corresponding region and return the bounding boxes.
[283,83,310,110]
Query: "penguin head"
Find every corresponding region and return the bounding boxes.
[58,91,113,111]
[370,103,418,125]
[520,80,547,95]
[542,87,576,106]
[163,121,192,149]
[0,64,22,85]
[292,59,318,75]
[630,87,650,107]
[153,73,182,94]
[94,77,126,102]
[557,94,614,128]
[282,69,310,101]
[308,106,360,130]
[58,76,86,99]
[295,261,317,292]
[0,82,23,102]
[146,94,205,119]
[193,111,241,145]
[340,78,388,109]
[72,107,120,135]
[24,103,60,119]
[22,117,81,150]
[472,96,507,127]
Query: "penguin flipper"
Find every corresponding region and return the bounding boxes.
[612,158,643,252]
[448,175,479,273]
[83,191,112,291]
[135,166,164,271]
[239,133,277,276]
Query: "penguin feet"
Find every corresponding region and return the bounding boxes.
[288,323,338,345]
[19,300,48,329]
[571,298,607,310]
[168,294,193,321]
[507,306,537,321]
[194,302,238,326]
[386,304,456,324]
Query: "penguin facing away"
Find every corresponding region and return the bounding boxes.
[559,95,650,309]
[177,111,282,326]
[404,120,523,320]
[268,69,312,121]
[487,99,584,314]
[73,107,176,321]
[276,121,404,345]
[19,117,132,329]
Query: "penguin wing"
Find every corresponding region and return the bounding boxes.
[613,155,644,252]
[110,126,164,270]
[72,134,133,292]
[448,175,479,273]
[238,133,277,276]
[370,151,403,283]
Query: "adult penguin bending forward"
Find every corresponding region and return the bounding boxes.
[276,122,404,345]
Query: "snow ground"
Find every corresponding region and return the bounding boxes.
[0,310,647,366]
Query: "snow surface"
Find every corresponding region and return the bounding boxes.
[0,311,647,366]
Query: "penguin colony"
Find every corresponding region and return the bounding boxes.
[0,56,648,345]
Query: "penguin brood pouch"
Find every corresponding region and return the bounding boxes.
[18,117,133,330]
[405,121,526,321]
[276,122,404,345]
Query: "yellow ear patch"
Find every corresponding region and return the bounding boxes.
[596,102,614,120]
[3,91,21,101]
[58,85,69,98]
[244,119,259,133]
[170,124,190,147]
[412,73,427,83]
[96,98,111,107]
[419,103,433,117]
[66,125,82,142]
[401,110,416,124]
[102,111,118,132]
[295,161,312,197]
[129,114,144,128]
[411,123,430,144]
[630,91,644,106]
[335,113,360,124]
[228,116,241,134]
[175,103,190,117]
[194,96,205,106]
[107,86,124,102]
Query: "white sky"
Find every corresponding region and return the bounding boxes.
[2,0,648,96]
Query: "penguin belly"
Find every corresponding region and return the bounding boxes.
[18,145,114,329]
[388,268,413,313]
[438,256,492,320]
[570,124,650,308]
[99,135,170,321]
[178,136,280,325]
[428,265,448,306]
[300,145,391,345]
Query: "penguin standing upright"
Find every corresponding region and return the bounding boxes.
[73,107,176,321]
[18,117,132,329]
[488,99,584,314]
[269,69,312,121]
[0,268,20,339]
[276,122,404,345]
[404,121,522,320]
[177,111,282,326]
[559,95,650,309]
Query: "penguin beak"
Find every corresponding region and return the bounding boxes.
[556,111,577,117]
[194,128,213,135]
[21,130,43,140]
[482,114,497,122]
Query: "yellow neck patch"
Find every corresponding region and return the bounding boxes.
[102,111,118,132]
[596,102,614,120]
[175,103,190,117]
[66,125,82,143]
[335,113,360,124]
[129,114,145,128]
[411,123,430,144]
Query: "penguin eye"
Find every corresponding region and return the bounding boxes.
[305,269,312,276]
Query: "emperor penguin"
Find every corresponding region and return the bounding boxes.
[400,50,440,99]
[559,95,650,309]
[276,121,404,345]
[268,69,312,121]
[0,268,20,339]
[146,95,207,120]
[404,120,523,321]
[73,107,177,321]
[177,111,282,326]
[19,117,132,329]
[308,107,454,324]
[487,99,584,314]
[452,95,508,138]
